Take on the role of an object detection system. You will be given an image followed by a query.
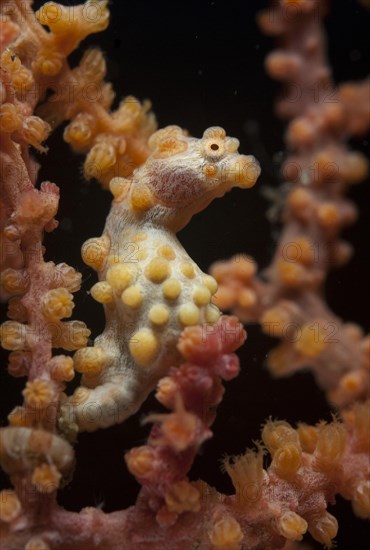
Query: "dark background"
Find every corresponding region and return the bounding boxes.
[1,1,369,548]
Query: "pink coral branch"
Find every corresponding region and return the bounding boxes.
[1,317,368,549]
[0,2,369,549]
[211,0,370,409]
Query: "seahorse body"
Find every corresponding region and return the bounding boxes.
[59,126,260,434]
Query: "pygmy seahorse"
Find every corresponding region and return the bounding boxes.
[59,125,260,435]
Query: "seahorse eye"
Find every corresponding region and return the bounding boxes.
[203,139,225,161]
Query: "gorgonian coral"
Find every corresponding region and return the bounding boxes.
[0,1,369,549]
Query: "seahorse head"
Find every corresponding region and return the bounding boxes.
[110,125,260,230]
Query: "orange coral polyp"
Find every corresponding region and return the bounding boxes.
[223,448,264,506]
[42,288,74,320]
[262,420,300,455]
[308,512,338,548]
[25,537,50,550]
[151,408,198,452]
[277,511,308,541]
[313,422,346,472]
[209,516,244,550]
[0,490,22,523]
[31,463,62,493]
[125,446,157,479]
[164,480,201,514]
[0,103,23,133]
[23,379,55,409]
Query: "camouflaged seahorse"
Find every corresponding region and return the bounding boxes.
[59,126,260,435]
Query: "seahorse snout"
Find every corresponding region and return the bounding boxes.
[224,154,261,189]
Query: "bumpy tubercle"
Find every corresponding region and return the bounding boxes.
[59,125,260,435]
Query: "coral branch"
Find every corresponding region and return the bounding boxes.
[0,1,368,549]
[211,0,370,409]
[1,319,368,548]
